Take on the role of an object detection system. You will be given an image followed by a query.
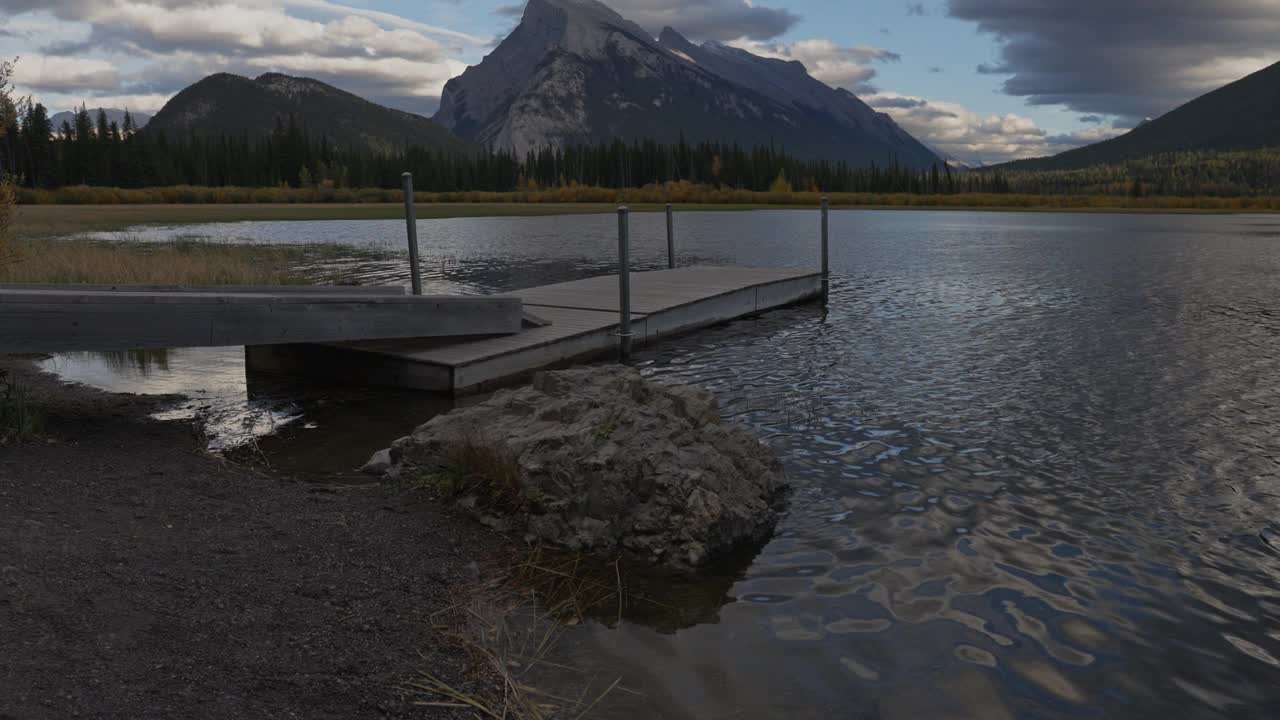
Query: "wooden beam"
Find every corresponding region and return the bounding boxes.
[0,290,522,353]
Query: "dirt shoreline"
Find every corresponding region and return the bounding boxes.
[0,356,500,719]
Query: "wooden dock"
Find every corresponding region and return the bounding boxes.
[245,265,821,394]
[0,284,523,354]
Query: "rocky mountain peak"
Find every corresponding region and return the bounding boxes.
[434,0,940,167]
[520,0,658,58]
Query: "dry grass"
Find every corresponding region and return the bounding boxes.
[408,550,638,719]
[414,429,524,508]
[16,182,1280,214]
[0,238,311,285]
[0,179,16,266]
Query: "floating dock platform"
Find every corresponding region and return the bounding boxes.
[246,265,821,395]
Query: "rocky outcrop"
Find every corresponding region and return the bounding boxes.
[375,367,787,572]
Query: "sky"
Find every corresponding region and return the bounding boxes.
[1,0,1277,164]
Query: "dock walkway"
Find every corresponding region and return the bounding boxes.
[246,265,821,394]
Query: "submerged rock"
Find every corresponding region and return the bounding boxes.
[376,366,787,571]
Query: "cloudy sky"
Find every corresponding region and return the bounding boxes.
[1,0,1276,163]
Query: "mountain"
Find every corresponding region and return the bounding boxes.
[145,73,468,154]
[50,108,150,130]
[996,61,1280,171]
[434,0,940,168]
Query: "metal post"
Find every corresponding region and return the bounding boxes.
[665,203,675,269]
[820,196,830,304]
[617,206,633,361]
[402,172,422,296]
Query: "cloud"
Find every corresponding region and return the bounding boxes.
[906,3,926,16]
[869,96,927,109]
[730,38,899,94]
[947,0,1280,122]
[600,0,799,41]
[865,91,1125,164]
[0,0,483,114]
[13,56,119,92]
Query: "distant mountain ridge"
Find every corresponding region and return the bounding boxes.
[434,0,940,168]
[144,73,468,154]
[996,60,1280,171]
[50,108,150,130]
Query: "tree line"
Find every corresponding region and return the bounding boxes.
[2,103,1008,195]
[4,102,1279,197]
[993,148,1280,197]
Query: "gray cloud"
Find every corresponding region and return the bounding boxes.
[2,0,468,114]
[601,0,798,41]
[1078,114,1102,124]
[731,38,899,95]
[948,0,1280,122]
[906,3,926,16]
[871,96,927,108]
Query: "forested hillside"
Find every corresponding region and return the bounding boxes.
[997,61,1280,172]
[5,103,1280,199]
[2,104,995,195]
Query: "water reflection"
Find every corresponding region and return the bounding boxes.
[39,347,454,479]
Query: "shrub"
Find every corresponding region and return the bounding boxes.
[413,429,523,508]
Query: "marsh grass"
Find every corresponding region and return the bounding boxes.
[0,237,315,285]
[409,550,638,719]
[0,370,42,444]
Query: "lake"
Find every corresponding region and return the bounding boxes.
[45,209,1280,716]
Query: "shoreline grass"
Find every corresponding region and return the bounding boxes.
[0,237,315,285]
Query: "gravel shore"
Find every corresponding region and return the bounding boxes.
[0,357,497,719]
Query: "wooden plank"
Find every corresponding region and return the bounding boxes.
[518,266,818,314]
[0,291,522,353]
[334,305,627,364]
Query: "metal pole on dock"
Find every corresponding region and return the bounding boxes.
[665,203,675,269]
[402,172,423,296]
[617,206,633,361]
[820,196,830,304]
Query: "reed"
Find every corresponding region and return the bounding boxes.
[0,238,312,285]
[409,549,634,719]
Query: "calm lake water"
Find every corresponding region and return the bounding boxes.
[46,209,1280,716]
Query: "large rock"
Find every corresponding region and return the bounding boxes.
[379,366,787,571]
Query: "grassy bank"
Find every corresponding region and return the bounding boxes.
[17,183,1280,215]
[0,237,313,285]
